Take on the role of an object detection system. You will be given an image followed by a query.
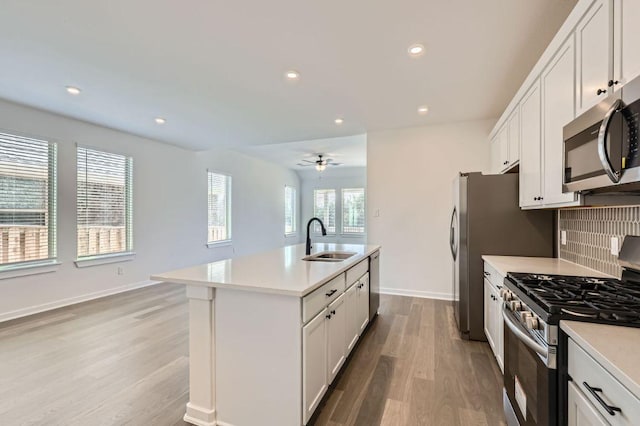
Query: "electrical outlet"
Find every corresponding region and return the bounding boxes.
[374,209,380,218]
[611,237,619,256]
[561,230,567,245]
[117,267,124,276]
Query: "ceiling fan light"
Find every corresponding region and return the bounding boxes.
[316,164,327,172]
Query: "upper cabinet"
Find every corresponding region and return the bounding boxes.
[575,0,613,115]
[490,0,639,210]
[614,0,640,87]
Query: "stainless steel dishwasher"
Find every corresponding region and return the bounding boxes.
[368,250,380,320]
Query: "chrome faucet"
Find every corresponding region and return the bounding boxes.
[306,217,327,255]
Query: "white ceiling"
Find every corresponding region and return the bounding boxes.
[239,134,367,170]
[0,0,577,150]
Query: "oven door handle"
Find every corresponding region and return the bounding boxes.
[502,305,548,357]
[597,99,623,184]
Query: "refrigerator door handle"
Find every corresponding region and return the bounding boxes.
[450,207,457,261]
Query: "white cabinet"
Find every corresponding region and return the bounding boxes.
[483,263,504,372]
[345,282,359,352]
[491,136,501,173]
[568,381,609,426]
[614,0,640,87]
[576,0,614,115]
[326,293,346,383]
[542,36,580,206]
[519,81,543,208]
[302,309,328,424]
[498,126,510,171]
[357,273,369,334]
[508,108,520,166]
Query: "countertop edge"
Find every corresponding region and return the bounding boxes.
[560,320,640,400]
[481,255,614,278]
[152,245,381,298]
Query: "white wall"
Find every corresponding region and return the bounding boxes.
[367,119,493,299]
[298,167,367,245]
[0,99,300,321]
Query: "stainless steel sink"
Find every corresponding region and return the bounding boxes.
[303,251,357,262]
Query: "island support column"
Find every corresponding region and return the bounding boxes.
[183,285,217,426]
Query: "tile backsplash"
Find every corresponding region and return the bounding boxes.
[558,206,640,277]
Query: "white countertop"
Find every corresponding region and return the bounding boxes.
[561,321,640,399]
[151,243,380,297]
[481,255,614,278]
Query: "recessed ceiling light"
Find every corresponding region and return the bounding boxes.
[408,44,425,58]
[285,70,300,81]
[418,105,429,115]
[66,86,81,95]
[155,117,166,125]
[334,118,344,125]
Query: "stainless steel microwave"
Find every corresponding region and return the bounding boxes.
[563,75,640,193]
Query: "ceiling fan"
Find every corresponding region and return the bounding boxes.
[296,154,342,171]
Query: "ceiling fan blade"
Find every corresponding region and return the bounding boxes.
[296,163,313,167]
[329,163,343,166]
[301,159,316,164]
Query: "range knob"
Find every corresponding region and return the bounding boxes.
[526,316,539,330]
[500,289,513,301]
[509,300,522,311]
[520,311,532,321]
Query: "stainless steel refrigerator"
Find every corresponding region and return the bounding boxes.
[450,172,554,341]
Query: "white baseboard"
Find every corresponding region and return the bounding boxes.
[380,287,454,301]
[0,279,161,323]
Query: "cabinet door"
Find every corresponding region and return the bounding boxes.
[542,36,579,205]
[493,285,504,372]
[567,381,609,426]
[576,0,613,114]
[614,0,640,86]
[344,283,359,353]
[491,136,501,174]
[357,274,370,334]
[519,80,543,208]
[302,309,328,424]
[483,279,496,351]
[508,108,520,166]
[499,126,510,171]
[327,293,346,383]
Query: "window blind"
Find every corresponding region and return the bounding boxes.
[0,132,57,266]
[342,188,365,233]
[77,146,132,258]
[313,189,336,233]
[285,186,296,234]
[208,172,231,243]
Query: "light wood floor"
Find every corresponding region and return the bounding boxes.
[0,284,505,426]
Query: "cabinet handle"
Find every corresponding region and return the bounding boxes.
[583,382,622,416]
[331,310,336,315]
[484,271,491,276]
[325,289,337,297]
[608,80,619,87]
[597,88,607,96]
[326,314,332,319]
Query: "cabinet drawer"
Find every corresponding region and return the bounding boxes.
[303,274,346,324]
[568,338,640,425]
[346,259,368,287]
[483,262,505,290]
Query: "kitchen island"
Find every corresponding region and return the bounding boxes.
[151,243,380,426]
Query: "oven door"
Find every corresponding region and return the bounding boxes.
[503,307,557,426]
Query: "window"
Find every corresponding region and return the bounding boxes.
[342,188,365,234]
[208,171,231,244]
[0,132,57,266]
[284,186,296,235]
[77,146,133,258]
[313,189,336,233]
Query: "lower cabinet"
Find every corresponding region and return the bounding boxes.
[302,270,371,424]
[357,273,370,334]
[302,309,328,424]
[483,263,504,372]
[567,381,608,426]
[327,293,346,383]
[345,283,359,352]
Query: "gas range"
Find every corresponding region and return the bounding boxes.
[505,272,640,328]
